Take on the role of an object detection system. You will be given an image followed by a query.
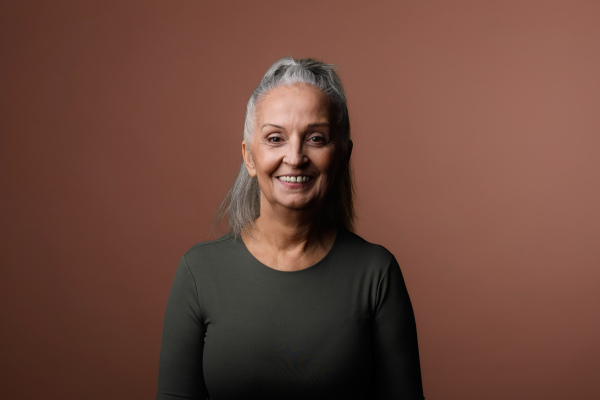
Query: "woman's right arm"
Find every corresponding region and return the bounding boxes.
[157,256,209,400]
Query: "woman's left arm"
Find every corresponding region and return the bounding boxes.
[372,255,425,400]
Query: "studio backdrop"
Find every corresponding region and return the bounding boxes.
[1,1,599,399]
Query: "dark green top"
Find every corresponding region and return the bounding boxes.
[157,229,424,399]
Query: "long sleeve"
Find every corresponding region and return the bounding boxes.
[157,256,208,400]
[372,255,425,399]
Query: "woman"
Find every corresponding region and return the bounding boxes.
[157,57,424,399]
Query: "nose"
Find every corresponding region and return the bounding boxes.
[283,137,308,167]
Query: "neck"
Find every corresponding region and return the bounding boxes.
[246,205,334,253]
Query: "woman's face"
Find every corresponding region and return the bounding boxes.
[243,84,338,215]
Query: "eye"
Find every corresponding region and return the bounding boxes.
[266,135,283,144]
[307,134,327,145]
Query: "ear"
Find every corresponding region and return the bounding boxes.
[347,140,353,161]
[242,141,257,177]
[340,139,353,168]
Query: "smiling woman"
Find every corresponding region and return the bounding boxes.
[157,57,425,399]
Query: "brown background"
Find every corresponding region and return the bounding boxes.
[1,1,599,399]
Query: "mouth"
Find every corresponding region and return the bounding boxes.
[277,175,313,183]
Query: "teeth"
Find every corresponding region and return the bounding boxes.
[278,176,311,183]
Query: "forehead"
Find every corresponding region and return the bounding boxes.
[256,84,331,123]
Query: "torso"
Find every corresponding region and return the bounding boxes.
[187,229,392,399]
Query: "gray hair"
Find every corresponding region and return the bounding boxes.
[217,57,355,238]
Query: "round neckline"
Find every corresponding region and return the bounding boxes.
[237,228,343,274]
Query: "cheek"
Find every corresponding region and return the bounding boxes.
[322,152,343,188]
[254,151,279,176]
[318,149,338,173]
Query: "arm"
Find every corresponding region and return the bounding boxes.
[372,255,425,400]
[157,256,209,400]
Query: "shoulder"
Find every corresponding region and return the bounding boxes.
[338,229,393,259]
[184,234,235,255]
[181,234,245,272]
[334,229,395,272]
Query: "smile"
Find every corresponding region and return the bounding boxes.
[277,176,312,183]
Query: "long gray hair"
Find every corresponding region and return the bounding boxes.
[217,57,355,238]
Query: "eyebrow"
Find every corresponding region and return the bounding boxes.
[261,123,285,130]
[261,122,330,130]
[307,123,330,128]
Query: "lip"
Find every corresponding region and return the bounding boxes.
[275,174,315,188]
[276,173,313,177]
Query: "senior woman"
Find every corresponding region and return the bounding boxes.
[157,57,424,400]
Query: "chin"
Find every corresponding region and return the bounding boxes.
[281,198,325,211]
